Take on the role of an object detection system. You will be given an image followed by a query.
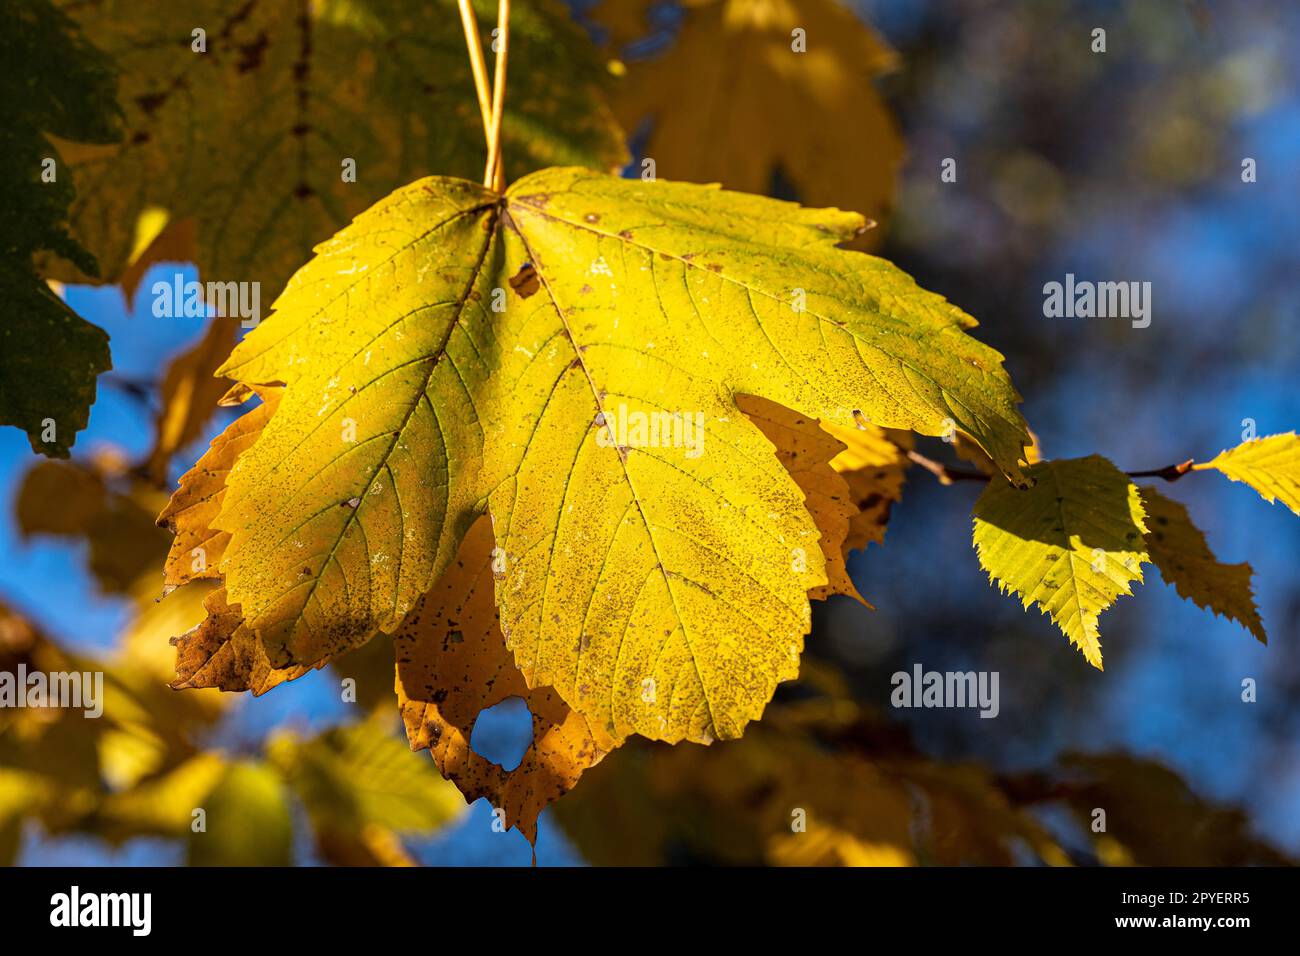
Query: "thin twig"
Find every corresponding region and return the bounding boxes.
[905,449,988,485]
[907,449,1200,487]
[457,0,493,159]
[1125,459,1196,482]
[484,0,510,190]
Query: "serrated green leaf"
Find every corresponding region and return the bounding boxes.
[1140,486,1266,643]
[973,456,1149,669]
[1195,433,1300,517]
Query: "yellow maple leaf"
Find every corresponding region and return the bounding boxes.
[197,167,1028,748]
[605,0,903,240]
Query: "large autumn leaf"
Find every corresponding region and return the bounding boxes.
[0,0,119,456]
[157,386,282,594]
[200,166,1028,747]
[163,377,867,841]
[602,0,902,237]
[45,0,626,297]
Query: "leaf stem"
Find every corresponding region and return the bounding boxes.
[456,0,494,165]
[484,0,510,191]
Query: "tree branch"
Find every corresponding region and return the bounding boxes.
[906,450,1199,486]
[1124,459,1195,482]
[905,449,988,484]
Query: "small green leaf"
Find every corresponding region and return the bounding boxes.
[973,456,1149,669]
[1195,433,1300,517]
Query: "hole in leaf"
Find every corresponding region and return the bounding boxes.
[470,697,532,771]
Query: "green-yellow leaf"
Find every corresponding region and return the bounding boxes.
[1194,433,1300,517]
[973,456,1149,669]
[47,0,626,298]
[187,760,293,866]
[266,719,464,838]
[1139,486,1266,643]
[1,0,119,456]
[199,167,1030,747]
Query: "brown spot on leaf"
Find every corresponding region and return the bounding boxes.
[136,91,167,115]
[236,32,269,73]
[509,262,540,299]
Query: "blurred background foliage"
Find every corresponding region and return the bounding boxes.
[1,0,1297,865]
